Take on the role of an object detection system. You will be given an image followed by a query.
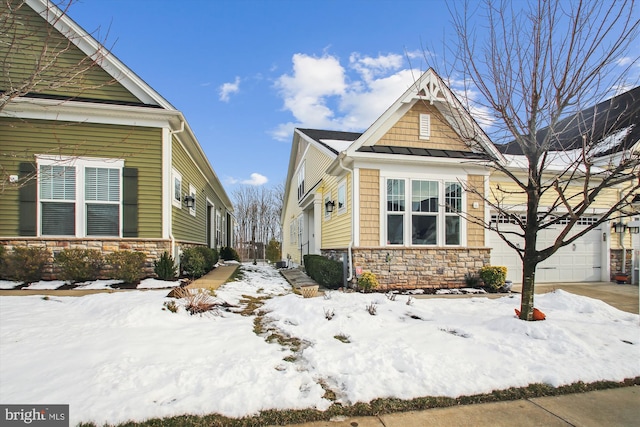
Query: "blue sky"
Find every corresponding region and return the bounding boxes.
[66,0,639,193]
[64,0,459,190]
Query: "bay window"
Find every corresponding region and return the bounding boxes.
[385,177,464,246]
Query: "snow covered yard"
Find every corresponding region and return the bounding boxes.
[1,264,638,426]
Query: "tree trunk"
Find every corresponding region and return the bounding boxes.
[520,259,536,321]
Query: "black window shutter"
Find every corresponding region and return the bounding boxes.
[122,167,138,237]
[19,162,37,236]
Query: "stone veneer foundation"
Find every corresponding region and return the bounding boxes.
[0,238,172,280]
[324,247,491,290]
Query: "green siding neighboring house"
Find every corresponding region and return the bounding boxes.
[0,0,233,278]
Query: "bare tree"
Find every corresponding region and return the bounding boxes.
[232,183,284,260]
[441,0,639,320]
[0,0,113,112]
[1,0,116,192]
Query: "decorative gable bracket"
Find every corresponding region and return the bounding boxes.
[401,72,447,105]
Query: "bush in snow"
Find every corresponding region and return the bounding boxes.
[171,287,218,315]
[479,266,507,293]
[1,246,50,284]
[220,246,240,262]
[105,250,146,284]
[55,248,104,283]
[358,271,379,293]
[181,248,206,278]
[464,271,481,288]
[154,251,178,281]
[195,246,218,272]
[303,254,343,289]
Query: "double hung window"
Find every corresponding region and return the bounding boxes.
[40,165,76,235]
[38,157,123,237]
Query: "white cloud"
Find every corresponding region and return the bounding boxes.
[242,173,268,186]
[616,57,633,67]
[447,76,496,131]
[225,176,239,185]
[270,122,296,142]
[272,52,425,139]
[274,53,346,128]
[339,68,420,129]
[219,77,241,102]
[349,52,404,83]
[271,50,498,141]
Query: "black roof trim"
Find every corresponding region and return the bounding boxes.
[356,145,486,159]
[12,91,162,109]
[297,128,362,154]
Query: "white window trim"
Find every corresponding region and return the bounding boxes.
[297,161,306,200]
[188,184,197,217]
[380,175,466,247]
[172,168,182,209]
[337,179,347,215]
[215,209,222,247]
[36,155,124,237]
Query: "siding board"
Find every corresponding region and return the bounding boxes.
[0,2,142,104]
[0,118,162,237]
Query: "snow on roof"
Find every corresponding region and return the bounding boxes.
[504,127,634,173]
[592,125,634,155]
[319,139,354,153]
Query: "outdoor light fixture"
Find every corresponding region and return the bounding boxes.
[325,200,335,213]
[183,194,195,209]
[628,224,640,234]
[612,222,627,233]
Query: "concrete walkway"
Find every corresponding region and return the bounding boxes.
[282,386,639,427]
[279,267,320,290]
[186,263,239,290]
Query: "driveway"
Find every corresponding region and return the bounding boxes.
[511,281,639,314]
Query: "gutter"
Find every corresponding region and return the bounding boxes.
[168,121,185,260]
[336,152,355,283]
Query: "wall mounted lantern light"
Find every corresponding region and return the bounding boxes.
[325,200,335,213]
[183,194,195,209]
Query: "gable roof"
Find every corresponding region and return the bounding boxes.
[17,0,233,210]
[344,68,504,162]
[498,86,640,157]
[25,0,175,110]
[296,128,362,155]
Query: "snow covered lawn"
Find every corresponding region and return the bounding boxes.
[1,264,638,426]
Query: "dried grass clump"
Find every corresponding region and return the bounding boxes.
[170,287,227,315]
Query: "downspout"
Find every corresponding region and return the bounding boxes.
[337,152,354,283]
[169,120,185,260]
[617,181,635,275]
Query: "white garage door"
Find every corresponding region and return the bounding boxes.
[489,215,602,283]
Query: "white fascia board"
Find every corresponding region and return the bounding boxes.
[26,0,175,110]
[172,126,233,210]
[2,97,181,129]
